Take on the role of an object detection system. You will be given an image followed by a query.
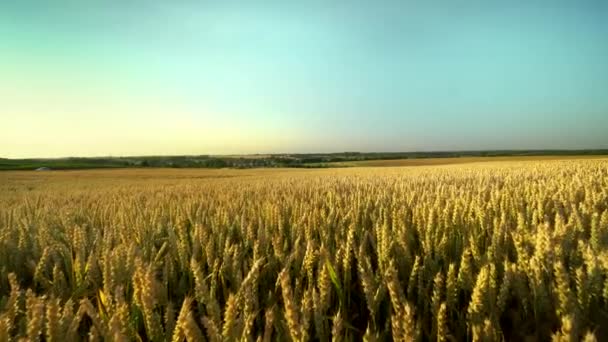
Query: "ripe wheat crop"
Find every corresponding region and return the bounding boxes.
[1,160,608,341]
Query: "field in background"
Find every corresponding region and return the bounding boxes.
[331,155,608,167]
[1,158,608,340]
[3,150,608,170]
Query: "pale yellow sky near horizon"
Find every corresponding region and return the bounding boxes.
[0,70,309,158]
[2,110,308,158]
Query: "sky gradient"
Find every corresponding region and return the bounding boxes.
[2,1,608,158]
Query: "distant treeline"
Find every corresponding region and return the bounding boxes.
[1,150,608,170]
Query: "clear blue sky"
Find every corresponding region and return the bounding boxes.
[1,1,607,157]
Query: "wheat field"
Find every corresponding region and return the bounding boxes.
[1,159,608,341]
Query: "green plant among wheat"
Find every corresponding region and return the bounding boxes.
[0,160,607,341]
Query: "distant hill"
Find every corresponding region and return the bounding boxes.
[1,150,608,170]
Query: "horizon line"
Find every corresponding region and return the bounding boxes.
[3,148,608,160]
